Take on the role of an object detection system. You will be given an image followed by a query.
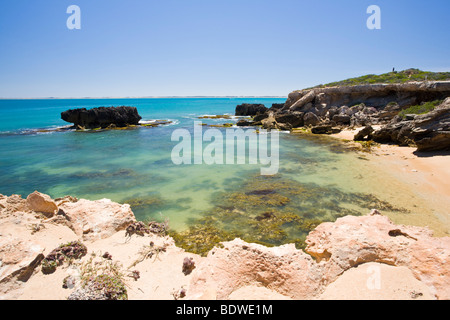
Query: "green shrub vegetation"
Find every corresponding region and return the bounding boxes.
[398,100,443,119]
[311,69,450,89]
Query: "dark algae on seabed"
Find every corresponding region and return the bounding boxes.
[169,173,408,256]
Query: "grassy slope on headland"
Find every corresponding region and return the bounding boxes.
[310,68,450,89]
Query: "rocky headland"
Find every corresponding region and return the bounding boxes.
[235,74,450,152]
[0,191,448,300]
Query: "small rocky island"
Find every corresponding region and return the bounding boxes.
[61,106,172,130]
[61,106,142,130]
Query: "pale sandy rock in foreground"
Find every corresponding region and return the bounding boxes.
[319,262,434,300]
[0,194,31,214]
[0,236,45,299]
[305,214,450,299]
[1,191,449,300]
[228,285,292,300]
[26,191,58,217]
[59,198,136,241]
[187,214,450,300]
[186,239,323,300]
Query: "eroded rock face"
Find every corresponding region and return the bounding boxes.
[234,82,449,152]
[372,97,450,151]
[186,214,450,300]
[275,112,304,128]
[0,236,45,297]
[306,214,450,299]
[0,194,30,214]
[285,82,450,111]
[1,190,449,300]
[186,239,322,300]
[27,191,58,218]
[59,198,136,241]
[61,106,142,129]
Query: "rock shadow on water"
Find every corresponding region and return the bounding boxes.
[168,173,410,256]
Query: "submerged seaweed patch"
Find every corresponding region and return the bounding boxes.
[168,174,409,256]
[124,193,194,222]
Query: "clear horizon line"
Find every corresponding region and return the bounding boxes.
[0,95,287,100]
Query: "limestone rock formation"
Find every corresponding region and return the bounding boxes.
[1,191,449,300]
[234,81,450,152]
[354,125,374,141]
[305,214,450,299]
[284,81,450,111]
[61,106,142,129]
[372,97,450,151]
[26,191,58,218]
[0,236,45,287]
[185,238,321,300]
[186,214,450,300]
[58,198,136,241]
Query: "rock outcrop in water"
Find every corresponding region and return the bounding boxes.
[61,106,142,129]
[235,81,450,151]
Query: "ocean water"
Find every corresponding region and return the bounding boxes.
[0,98,424,253]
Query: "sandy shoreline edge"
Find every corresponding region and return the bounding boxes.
[330,127,450,237]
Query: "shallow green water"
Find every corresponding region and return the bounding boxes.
[0,98,414,255]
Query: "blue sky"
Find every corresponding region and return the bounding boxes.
[0,0,449,98]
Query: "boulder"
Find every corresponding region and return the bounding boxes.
[59,198,136,241]
[186,238,321,300]
[354,125,374,141]
[332,114,351,125]
[303,112,321,127]
[0,194,30,214]
[253,113,269,123]
[186,213,450,300]
[26,191,58,217]
[326,107,339,120]
[236,119,253,127]
[61,106,142,129]
[377,102,402,121]
[0,236,45,286]
[372,98,450,151]
[305,214,450,299]
[311,125,342,135]
[270,103,285,111]
[235,104,268,116]
[260,113,279,130]
[311,125,332,134]
[275,112,304,128]
[286,81,450,112]
[350,112,372,127]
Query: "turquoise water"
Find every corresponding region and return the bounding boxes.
[0,98,415,252]
[0,98,282,223]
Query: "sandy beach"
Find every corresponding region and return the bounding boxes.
[331,127,450,237]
